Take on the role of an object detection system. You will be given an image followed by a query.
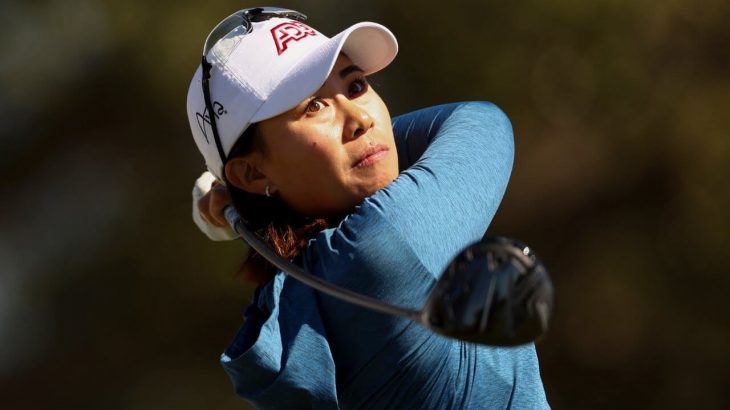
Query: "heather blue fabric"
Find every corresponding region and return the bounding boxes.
[220,102,550,409]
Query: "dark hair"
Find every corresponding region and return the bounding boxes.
[224,124,329,286]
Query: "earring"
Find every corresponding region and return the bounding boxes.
[265,185,271,197]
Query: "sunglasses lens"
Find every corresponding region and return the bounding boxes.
[202,8,307,57]
[203,13,248,56]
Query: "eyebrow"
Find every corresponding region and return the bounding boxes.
[339,64,364,79]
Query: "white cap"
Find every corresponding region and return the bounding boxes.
[186,16,398,180]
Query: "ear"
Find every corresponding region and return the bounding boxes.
[224,155,272,196]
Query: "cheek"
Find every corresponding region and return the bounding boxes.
[271,138,352,215]
[367,91,392,126]
[273,136,344,186]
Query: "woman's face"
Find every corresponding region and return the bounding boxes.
[230,54,399,217]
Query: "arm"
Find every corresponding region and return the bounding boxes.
[311,101,515,283]
[387,101,514,274]
[299,101,516,388]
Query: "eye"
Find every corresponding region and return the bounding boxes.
[348,78,368,97]
[306,98,326,113]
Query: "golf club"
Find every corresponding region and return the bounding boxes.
[225,206,554,346]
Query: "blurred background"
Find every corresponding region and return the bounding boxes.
[1,0,727,408]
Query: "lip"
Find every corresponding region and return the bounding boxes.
[353,144,389,168]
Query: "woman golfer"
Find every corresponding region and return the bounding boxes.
[188,7,549,409]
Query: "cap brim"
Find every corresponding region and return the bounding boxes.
[251,22,398,123]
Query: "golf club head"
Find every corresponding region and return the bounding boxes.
[421,236,554,346]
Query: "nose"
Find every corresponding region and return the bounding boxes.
[337,96,374,141]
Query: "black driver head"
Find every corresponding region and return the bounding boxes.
[421,236,554,346]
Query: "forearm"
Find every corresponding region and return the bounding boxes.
[378,101,515,274]
[311,101,515,285]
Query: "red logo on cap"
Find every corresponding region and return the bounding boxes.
[270,21,317,55]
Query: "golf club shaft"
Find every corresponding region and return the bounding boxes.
[224,206,421,320]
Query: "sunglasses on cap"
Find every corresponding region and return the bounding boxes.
[200,7,307,165]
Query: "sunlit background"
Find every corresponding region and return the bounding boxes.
[1,0,728,408]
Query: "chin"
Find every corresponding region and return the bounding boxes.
[347,157,399,200]
[358,173,397,198]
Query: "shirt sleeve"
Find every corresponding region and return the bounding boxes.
[309,101,514,290]
[301,101,518,400]
[388,101,514,275]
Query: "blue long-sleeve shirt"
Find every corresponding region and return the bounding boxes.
[220,102,550,409]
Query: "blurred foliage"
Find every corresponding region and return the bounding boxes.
[0,0,727,408]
